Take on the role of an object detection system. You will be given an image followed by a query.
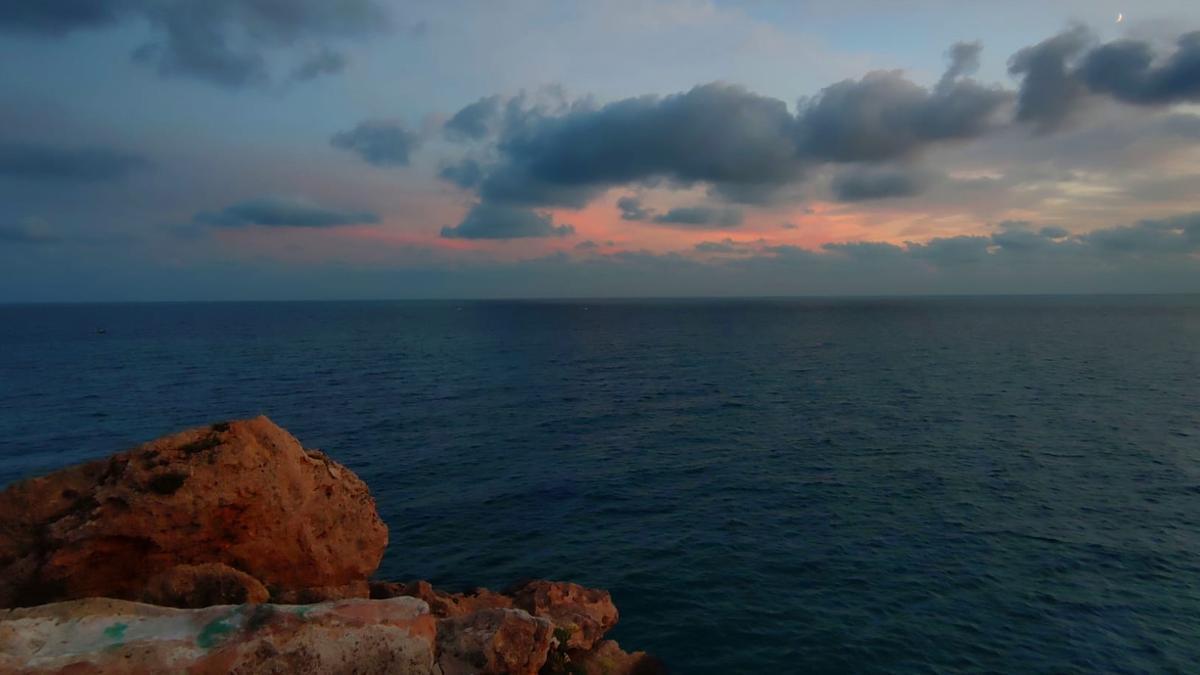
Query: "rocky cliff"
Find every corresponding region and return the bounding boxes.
[0,417,661,674]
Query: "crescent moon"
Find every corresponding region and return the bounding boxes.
[1116,12,1124,23]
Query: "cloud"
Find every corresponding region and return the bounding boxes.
[0,220,139,246]
[0,0,391,88]
[440,203,574,239]
[478,167,599,209]
[988,221,1058,252]
[1079,31,1200,106]
[0,1,134,36]
[0,142,149,182]
[820,240,906,260]
[653,206,743,228]
[1010,29,1200,133]
[9,211,1200,300]
[942,41,983,85]
[331,120,421,166]
[1082,213,1200,254]
[814,213,1200,274]
[831,166,932,201]
[444,96,502,141]
[617,195,653,221]
[908,235,992,265]
[194,196,379,228]
[695,238,759,253]
[439,158,485,188]
[291,49,348,82]
[476,83,804,207]
[1008,26,1093,132]
[796,68,1011,162]
[444,49,1011,216]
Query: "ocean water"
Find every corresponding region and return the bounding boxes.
[2,297,1199,673]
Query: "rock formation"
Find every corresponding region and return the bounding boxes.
[0,417,663,673]
[0,596,440,674]
[369,579,661,674]
[0,416,387,608]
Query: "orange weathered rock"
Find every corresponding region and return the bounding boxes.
[567,639,668,675]
[436,608,554,675]
[0,416,387,608]
[508,580,619,651]
[0,418,663,673]
[371,580,514,617]
[371,578,658,673]
[140,562,269,608]
[372,579,618,649]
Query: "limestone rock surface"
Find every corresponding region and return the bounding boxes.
[0,416,388,608]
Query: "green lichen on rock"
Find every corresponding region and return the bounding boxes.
[196,610,240,649]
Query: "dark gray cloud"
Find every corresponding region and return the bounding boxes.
[831,166,931,201]
[617,195,653,221]
[1082,213,1200,254]
[194,197,379,228]
[439,158,485,188]
[989,221,1059,251]
[331,120,420,166]
[0,142,149,182]
[1008,27,1092,132]
[908,235,991,265]
[797,69,1011,162]
[1010,29,1200,133]
[440,203,574,239]
[0,0,390,88]
[291,49,348,81]
[653,206,743,228]
[449,52,1010,214]
[1079,31,1200,105]
[478,169,600,209]
[478,83,803,207]
[0,1,135,35]
[821,240,906,260]
[445,96,502,141]
[891,215,1200,262]
[942,41,983,85]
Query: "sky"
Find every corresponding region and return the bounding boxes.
[1,0,1199,301]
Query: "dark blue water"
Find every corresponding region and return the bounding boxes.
[2,297,1199,672]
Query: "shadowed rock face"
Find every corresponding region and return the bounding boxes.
[0,416,388,608]
[370,579,664,674]
[509,580,619,651]
[437,608,555,675]
[140,563,270,608]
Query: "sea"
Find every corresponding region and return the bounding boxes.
[1,296,1198,673]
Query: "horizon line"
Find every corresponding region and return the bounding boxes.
[2,291,1199,306]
